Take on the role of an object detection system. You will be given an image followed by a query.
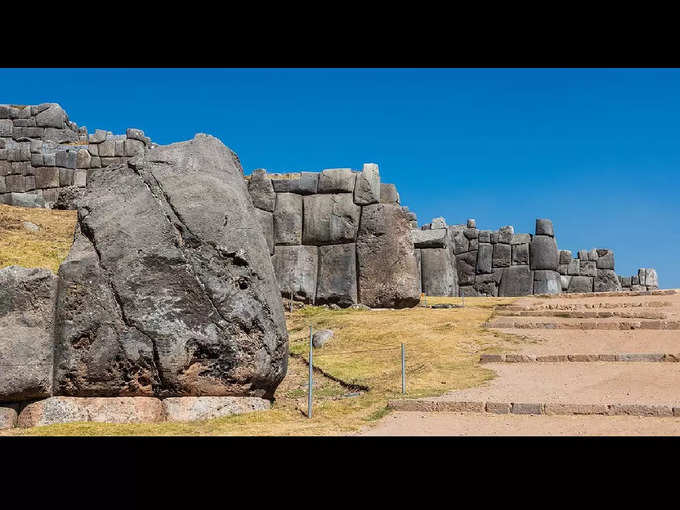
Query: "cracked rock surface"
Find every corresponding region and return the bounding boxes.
[53,134,288,399]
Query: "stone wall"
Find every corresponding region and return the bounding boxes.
[247,165,420,308]
[0,103,151,208]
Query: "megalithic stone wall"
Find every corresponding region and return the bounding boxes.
[247,165,420,308]
[0,103,151,208]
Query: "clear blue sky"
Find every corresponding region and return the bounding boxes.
[3,68,678,287]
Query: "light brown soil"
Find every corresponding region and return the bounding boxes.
[360,411,680,436]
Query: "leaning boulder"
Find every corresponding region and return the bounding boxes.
[357,203,421,307]
[53,134,288,400]
[0,266,58,402]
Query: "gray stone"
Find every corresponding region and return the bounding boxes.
[644,268,659,288]
[530,235,558,270]
[560,275,572,291]
[0,266,57,402]
[498,265,533,296]
[0,408,17,430]
[88,144,99,156]
[59,168,74,186]
[34,167,60,189]
[299,172,319,195]
[533,270,561,295]
[5,175,25,193]
[479,230,491,243]
[415,249,422,294]
[76,149,91,169]
[126,128,147,143]
[558,264,568,275]
[464,228,479,240]
[421,247,457,297]
[492,243,511,268]
[469,239,479,251]
[273,193,303,245]
[89,129,107,143]
[270,173,301,193]
[0,161,10,176]
[596,250,614,269]
[302,193,361,245]
[568,276,594,293]
[632,275,639,286]
[114,139,126,157]
[163,396,270,422]
[411,228,447,248]
[35,104,67,128]
[567,258,580,276]
[559,250,572,265]
[73,169,87,188]
[271,245,318,303]
[254,208,274,255]
[580,260,597,277]
[498,226,514,244]
[248,170,276,212]
[535,218,554,236]
[53,134,288,399]
[0,119,13,137]
[23,221,40,232]
[460,286,481,297]
[8,192,46,208]
[594,269,622,292]
[31,153,43,167]
[621,276,632,288]
[477,243,493,274]
[312,329,334,348]
[44,128,78,143]
[357,204,421,308]
[353,163,380,205]
[431,217,447,229]
[380,183,399,204]
[455,250,478,286]
[125,139,145,157]
[578,250,589,260]
[98,139,115,157]
[588,249,599,261]
[43,152,56,166]
[318,168,355,193]
[315,244,357,307]
[511,243,529,265]
[452,230,469,254]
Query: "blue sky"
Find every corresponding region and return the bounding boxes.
[2,68,678,287]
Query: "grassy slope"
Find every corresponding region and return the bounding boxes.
[1,205,523,436]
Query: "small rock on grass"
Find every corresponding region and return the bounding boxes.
[312,329,334,348]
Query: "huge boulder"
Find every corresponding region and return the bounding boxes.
[302,194,361,245]
[273,193,303,245]
[498,265,533,296]
[421,248,457,296]
[315,244,357,307]
[533,270,561,295]
[357,203,420,308]
[530,235,558,270]
[568,276,593,293]
[53,134,288,400]
[0,266,58,402]
[594,269,622,292]
[271,245,318,303]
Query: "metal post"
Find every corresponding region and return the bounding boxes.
[424,293,427,308]
[290,289,293,313]
[462,294,465,308]
[401,343,405,394]
[308,325,313,418]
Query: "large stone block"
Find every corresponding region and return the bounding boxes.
[455,251,478,286]
[530,235,558,270]
[420,248,456,297]
[163,396,270,422]
[271,245,318,303]
[452,230,469,254]
[476,243,493,274]
[533,270,561,295]
[560,275,572,291]
[511,243,529,265]
[302,193,361,245]
[498,226,514,244]
[535,218,554,237]
[0,267,57,402]
[353,163,380,205]
[356,203,420,307]
[568,276,593,293]
[254,208,274,255]
[315,244,357,307]
[53,134,288,399]
[594,269,622,292]
[35,103,67,128]
[379,183,399,204]
[567,258,580,276]
[559,250,572,265]
[318,168,355,193]
[492,243,511,268]
[411,228,447,248]
[580,260,597,277]
[596,249,614,270]
[498,265,533,296]
[273,192,303,245]
[248,169,276,212]
[270,173,301,193]
[299,172,318,195]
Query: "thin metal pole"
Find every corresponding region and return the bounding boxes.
[401,343,405,394]
[462,294,465,307]
[424,293,427,308]
[290,289,293,313]
[308,325,313,418]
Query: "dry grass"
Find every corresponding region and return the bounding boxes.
[0,204,77,274]
[9,295,523,437]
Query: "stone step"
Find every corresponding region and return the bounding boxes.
[494,310,668,319]
[498,301,672,312]
[530,289,676,299]
[388,399,680,417]
[485,318,680,329]
[480,353,680,363]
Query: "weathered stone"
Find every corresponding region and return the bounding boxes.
[467,219,476,228]
[452,230,469,254]
[578,250,589,260]
[312,329,334,348]
[530,235,558,270]
[163,396,270,422]
[98,139,115,157]
[17,397,165,427]
[126,128,147,143]
[568,275,594,293]
[316,244,357,307]
[299,172,319,195]
[43,152,56,166]
[59,168,74,186]
[596,249,614,269]
[73,169,87,187]
[357,203,421,308]
[621,276,632,288]
[498,226,514,244]
[560,275,572,291]
[0,408,17,429]
[270,173,301,193]
[380,183,399,204]
[464,228,479,240]
[559,250,572,265]
[125,139,145,157]
[75,148,91,169]
[646,268,659,288]
[512,403,543,415]
[0,267,57,402]
[31,153,43,167]
[411,228,447,248]
[431,217,447,230]
[271,245,318,303]
[247,171,276,212]
[318,168,355,193]
[455,250,478,286]
[492,243,511,268]
[353,163,380,205]
[498,265,533,296]
[89,129,107,143]
[53,134,288,399]
[588,249,599,261]
[254,208,274,255]
[477,243,493,274]
[580,260,597,277]
[302,193,361,245]
[5,174,25,193]
[273,193,303,245]
[594,269,622,292]
[460,285,481,297]
[535,218,554,237]
[44,128,78,144]
[567,258,580,276]
[558,264,569,275]
[35,103,67,128]
[533,270,561,295]
[8,192,45,208]
[478,230,491,243]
